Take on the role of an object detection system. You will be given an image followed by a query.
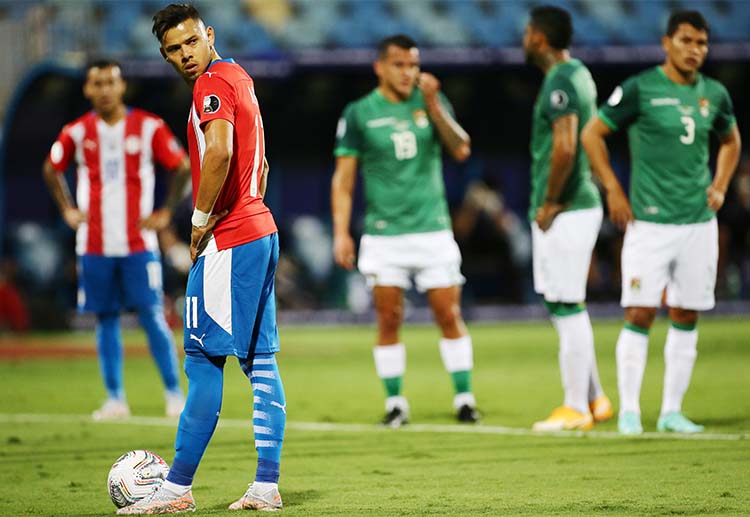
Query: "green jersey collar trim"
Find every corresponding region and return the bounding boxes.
[334,147,360,158]
[657,65,702,89]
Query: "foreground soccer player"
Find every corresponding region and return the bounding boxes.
[118,4,286,513]
[331,35,479,426]
[522,6,612,432]
[582,10,741,435]
[43,59,188,420]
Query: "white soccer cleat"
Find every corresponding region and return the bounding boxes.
[93,399,130,421]
[116,488,196,514]
[228,483,283,511]
[165,392,185,418]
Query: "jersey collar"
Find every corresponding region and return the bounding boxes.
[207,58,236,71]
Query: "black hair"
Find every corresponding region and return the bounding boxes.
[529,5,573,50]
[85,58,121,74]
[377,34,418,59]
[152,3,202,43]
[666,10,710,37]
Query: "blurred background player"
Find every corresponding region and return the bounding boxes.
[582,10,741,435]
[522,6,612,432]
[42,58,189,420]
[331,34,479,426]
[120,3,287,513]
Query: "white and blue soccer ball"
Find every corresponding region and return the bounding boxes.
[107,450,170,508]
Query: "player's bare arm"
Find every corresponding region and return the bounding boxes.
[581,116,633,230]
[259,157,269,197]
[190,119,232,260]
[535,113,578,231]
[418,72,471,162]
[707,124,742,211]
[42,158,86,230]
[331,155,358,270]
[141,156,191,231]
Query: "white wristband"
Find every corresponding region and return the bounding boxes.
[191,209,210,228]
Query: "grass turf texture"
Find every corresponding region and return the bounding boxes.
[0,318,748,515]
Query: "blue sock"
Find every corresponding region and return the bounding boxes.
[138,306,181,393]
[96,313,124,400]
[241,354,286,484]
[167,353,225,486]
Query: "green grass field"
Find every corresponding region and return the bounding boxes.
[1,317,749,515]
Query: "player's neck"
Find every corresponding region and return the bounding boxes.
[377,85,409,103]
[538,49,570,74]
[97,105,127,125]
[661,62,697,85]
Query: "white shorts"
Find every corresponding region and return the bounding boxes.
[357,230,465,292]
[621,218,718,310]
[532,207,602,303]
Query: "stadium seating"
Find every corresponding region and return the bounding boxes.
[0,0,747,56]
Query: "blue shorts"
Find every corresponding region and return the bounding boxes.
[183,233,279,359]
[78,251,164,313]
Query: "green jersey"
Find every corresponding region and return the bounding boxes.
[529,58,601,221]
[334,88,452,236]
[598,66,736,224]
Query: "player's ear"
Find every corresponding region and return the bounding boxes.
[661,34,671,54]
[206,25,215,47]
[373,59,382,78]
[159,47,168,61]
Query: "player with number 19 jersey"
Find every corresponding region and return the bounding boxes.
[598,66,735,224]
[334,88,452,236]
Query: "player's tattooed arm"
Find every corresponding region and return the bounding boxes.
[142,156,191,230]
[707,124,742,211]
[418,73,471,162]
[535,114,578,231]
[42,159,86,230]
[581,116,633,231]
[189,119,232,261]
[331,155,358,270]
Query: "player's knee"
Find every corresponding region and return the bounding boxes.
[434,303,463,333]
[377,305,403,334]
[625,307,657,330]
[669,307,698,326]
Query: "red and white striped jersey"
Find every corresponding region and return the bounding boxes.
[48,108,186,256]
[187,59,277,254]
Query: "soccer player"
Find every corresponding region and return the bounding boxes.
[118,4,286,513]
[522,6,612,432]
[581,10,741,435]
[43,59,189,420]
[331,34,479,426]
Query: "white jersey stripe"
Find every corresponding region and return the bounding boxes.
[249,114,259,197]
[139,118,159,253]
[99,119,129,256]
[190,104,206,166]
[69,123,89,256]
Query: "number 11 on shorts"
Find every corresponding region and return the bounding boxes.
[185,296,199,329]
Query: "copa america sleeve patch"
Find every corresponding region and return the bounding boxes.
[203,94,221,114]
[607,86,623,107]
[550,90,569,110]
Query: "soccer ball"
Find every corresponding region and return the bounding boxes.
[107,450,170,508]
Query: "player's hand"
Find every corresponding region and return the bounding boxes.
[606,188,634,231]
[190,209,229,262]
[62,207,86,230]
[333,233,356,270]
[417,72,440,105]
[140,208,172,231]
[706,184,726,211]
[534,202,565,232]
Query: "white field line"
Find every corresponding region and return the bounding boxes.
[0,413,747,441]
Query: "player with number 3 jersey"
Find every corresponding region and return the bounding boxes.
[582,10,741,435]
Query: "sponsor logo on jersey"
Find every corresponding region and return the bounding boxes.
[650,97,680,106]
[413,109,429,128]
[124,135,141,155]
[550,89,569,110]
[203,94,221,114]
[698,97,710,117]
[366,116,398,128]
[630,277,641,292]
[607,86,623,106]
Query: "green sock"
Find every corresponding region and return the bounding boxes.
[383,376,402,398]
[451,370,472,394]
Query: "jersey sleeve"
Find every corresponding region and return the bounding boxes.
[333,103,363,158]
[47,125,76,173]
[194,74,237,128]
[151,120,187,171]
[541,74,580,122]
[712,85,736,137]
[598,76,640,131]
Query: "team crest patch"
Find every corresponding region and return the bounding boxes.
[698,97,710,118]
[413,109,429,128]
[124,135,141,154]
[550,89,569,109]
[630,278,641,291]
[203,94,221,114]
